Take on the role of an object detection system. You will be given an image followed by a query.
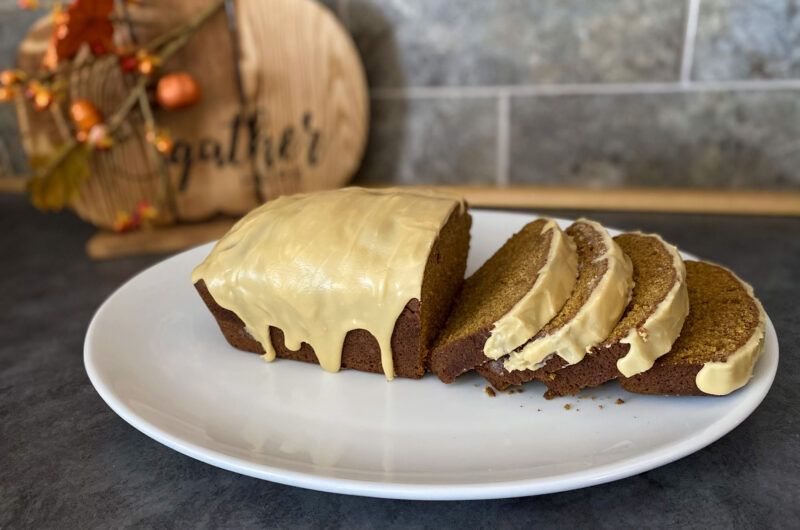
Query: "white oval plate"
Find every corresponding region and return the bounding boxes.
[84,210,778,500]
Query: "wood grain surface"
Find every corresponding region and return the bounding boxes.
[86,218,235,259]
[236,0,369,200]
[412,186,800,217]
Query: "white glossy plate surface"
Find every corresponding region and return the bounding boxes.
[84,210,779,500]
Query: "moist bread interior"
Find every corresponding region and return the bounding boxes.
[432,219,553,350]
[660,260,759,366]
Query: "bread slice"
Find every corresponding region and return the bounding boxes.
[478,219,634,390]
[192,188,471,380]
[619,261,766,396]
[538,232,688,398]
[428,219,577,383]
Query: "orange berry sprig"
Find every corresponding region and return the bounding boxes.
[0,69,26,102]
[112,210,133,232]
[136,50,162,76]
[51,3,67,25]
[87,124,113,150]
[119,53,139,73]
[24,80,39,99]
[0,69,26,87]
[0,87,14,102]
[137,200,158,221]
[112,201,158,232]
[33,88,54,111]
[22,80,55,111]
[146,127,174,155]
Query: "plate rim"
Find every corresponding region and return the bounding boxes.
[84,210,780,500]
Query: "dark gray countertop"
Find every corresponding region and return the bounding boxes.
[1,194,798,528]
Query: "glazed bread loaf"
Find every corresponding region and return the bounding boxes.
[193,198,767,398]
[192,187,471,379]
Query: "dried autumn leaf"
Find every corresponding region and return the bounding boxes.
[42,0,114,70]
[27,144,91,211]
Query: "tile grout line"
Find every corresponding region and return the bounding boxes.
[370,79,800,99]
[496,92,510,186]
[679,0,701,85]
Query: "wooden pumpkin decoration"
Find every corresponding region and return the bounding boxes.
[13,0,368,230]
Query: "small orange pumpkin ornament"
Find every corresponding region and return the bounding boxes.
[69,98,103,132]
[156,72,202,110]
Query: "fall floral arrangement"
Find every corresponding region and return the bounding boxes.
[2,0,224,232]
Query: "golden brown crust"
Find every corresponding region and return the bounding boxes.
[420,206,473,370]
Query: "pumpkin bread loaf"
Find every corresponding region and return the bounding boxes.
[619,261,766,396]
[193,187,471,380]
[193,194,767,397]
[538,233,689,399]
[428,219,577,383]
[478,219,634,391]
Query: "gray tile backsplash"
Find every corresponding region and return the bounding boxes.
[0,8,40,176]
[509,91,800,189]
[693,0,800,81]
[355,97,498,185]
[349,0,685,87]
[0,105,26,177]
[2,0,799,189]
